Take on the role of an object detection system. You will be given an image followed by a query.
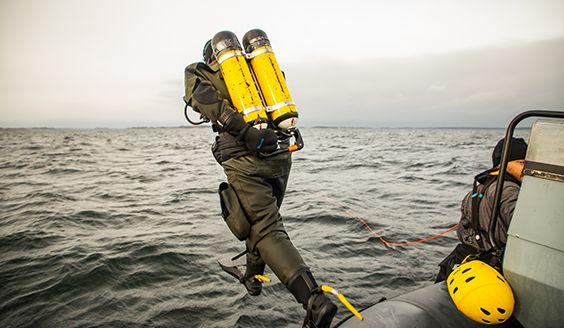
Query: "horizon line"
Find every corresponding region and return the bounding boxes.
[0,125,531,130]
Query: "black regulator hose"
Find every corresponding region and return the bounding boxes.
[184,102,209,125]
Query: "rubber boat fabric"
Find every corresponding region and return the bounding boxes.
[335,282,518,328]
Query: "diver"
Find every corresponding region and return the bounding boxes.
[183,35,337,327]
[435,137,528,282]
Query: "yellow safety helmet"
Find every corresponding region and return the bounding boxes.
[447,260,514,325]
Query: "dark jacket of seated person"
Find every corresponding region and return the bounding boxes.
[435,137,528,282]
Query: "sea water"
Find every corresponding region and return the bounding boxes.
[0,127,529,327]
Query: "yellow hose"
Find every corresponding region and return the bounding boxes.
[321,285,363,321]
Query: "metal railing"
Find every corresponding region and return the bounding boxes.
[489,110,564,251]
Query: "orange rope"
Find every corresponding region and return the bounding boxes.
[342,208,459,248]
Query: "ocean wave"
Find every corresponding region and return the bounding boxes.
[0,231,64,251]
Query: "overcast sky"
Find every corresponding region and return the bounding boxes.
[1,0,563,128]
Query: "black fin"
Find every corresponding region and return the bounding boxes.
[218,260,244,283]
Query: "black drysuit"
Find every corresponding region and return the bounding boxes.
[184,61,312,293]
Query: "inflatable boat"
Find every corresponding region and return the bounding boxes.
[336,111,564,328]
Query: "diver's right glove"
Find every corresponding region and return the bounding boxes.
[242,127,278,153]
[219,109,278,153]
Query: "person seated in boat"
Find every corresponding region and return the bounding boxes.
[435,137,528,282]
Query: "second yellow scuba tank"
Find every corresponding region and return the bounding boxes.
[242,29,299,131]
[211,31,268,129]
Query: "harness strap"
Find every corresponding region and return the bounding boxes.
[470,174,498,250]
[230,249,248,262]
[211,122,222,132]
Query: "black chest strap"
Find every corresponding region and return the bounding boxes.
[470,174,498,249]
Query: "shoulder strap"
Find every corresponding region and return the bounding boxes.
[470,175,497,249]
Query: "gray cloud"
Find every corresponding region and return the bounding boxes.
[1,37,563,128]
[285,37,564,127]
[2,1,564,128]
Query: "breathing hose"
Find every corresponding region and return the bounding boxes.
[184,102,210,125]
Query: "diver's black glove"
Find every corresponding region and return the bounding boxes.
[243,127,278,153]
[219,109,278,153]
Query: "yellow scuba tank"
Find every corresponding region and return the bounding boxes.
[211,31,268,129]
[243,29,299,131]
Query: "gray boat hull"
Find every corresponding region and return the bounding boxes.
[336,282,502,328]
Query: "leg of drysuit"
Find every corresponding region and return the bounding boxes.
[255,231,309,286]
[223,156,337,327]
[245,169,288,278]
[223,156,309,286]
[254,166,311,286]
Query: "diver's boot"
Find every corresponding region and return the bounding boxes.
[242,254,265,296]
[288,271,338,328]
[303,292,338,328]
[241,274,262,296]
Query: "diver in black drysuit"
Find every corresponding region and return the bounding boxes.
[184,40,337,327]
